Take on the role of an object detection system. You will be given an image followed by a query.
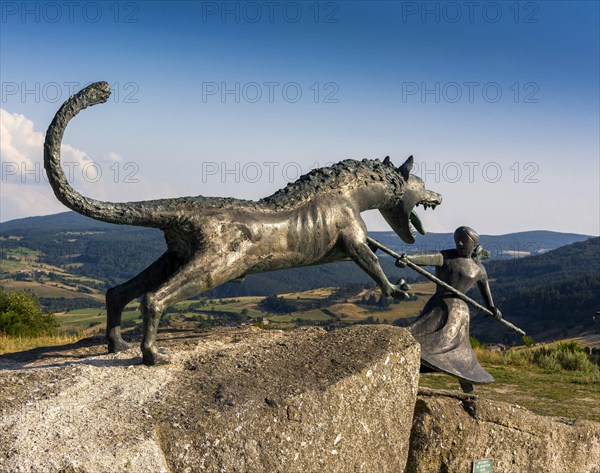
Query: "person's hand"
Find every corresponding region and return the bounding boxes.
[395,254,408,268]
[391,278,411,300]
[490,307,503,320]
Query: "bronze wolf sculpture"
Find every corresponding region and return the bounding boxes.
[44,82,442,365]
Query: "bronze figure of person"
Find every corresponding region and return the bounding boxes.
[398,226,502,393]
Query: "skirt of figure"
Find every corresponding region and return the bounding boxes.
[407,296,494,384]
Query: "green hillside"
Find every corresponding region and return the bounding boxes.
[468,237,600,344]
[1,211,592,297]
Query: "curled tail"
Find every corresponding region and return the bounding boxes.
[44,82,167,227]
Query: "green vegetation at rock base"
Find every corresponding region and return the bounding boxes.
[0,288,58,337]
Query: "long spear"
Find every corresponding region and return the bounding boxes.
[366,236,527,336]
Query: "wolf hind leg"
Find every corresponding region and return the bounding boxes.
[139,253,246,365]
[106,252,179,353]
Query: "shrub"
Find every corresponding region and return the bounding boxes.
[557,350,594,372]
[0,289,59,337]
[476,341,600,378]
[522,335,534,347]
[531,341,600,373]
[532,352,562,371]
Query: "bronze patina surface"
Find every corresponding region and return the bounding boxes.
[44,82,442,365]
[400,226,501,392]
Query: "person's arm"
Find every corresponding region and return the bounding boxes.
[477,273,503,320]
[396,251,443,268]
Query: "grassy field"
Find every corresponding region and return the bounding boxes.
[1,281,435,334]
[420,344,600,422]
[267,309,333,323]
[421,366,600,422]
[56,306,141,329]
[0,277,103,300]
[0,247,105,301]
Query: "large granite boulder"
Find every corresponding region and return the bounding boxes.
[0,325,421,473]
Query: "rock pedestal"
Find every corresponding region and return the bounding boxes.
[0,325,421,473]
[2,325,599,473]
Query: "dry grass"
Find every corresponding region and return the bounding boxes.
[566,334,600,349]
[280,287,338,299]
[0,326,101,355]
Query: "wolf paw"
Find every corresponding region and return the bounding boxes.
[142,346,171,366]
[107,337,133,354]
[391,278,411,300]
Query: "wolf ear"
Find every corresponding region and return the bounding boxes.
[398,155,414,181]
[383,156,391,165]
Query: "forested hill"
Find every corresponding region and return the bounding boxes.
[0,211,593,297]
[1,212,598,342]
[469,237,600,343]
[1,212,165,289]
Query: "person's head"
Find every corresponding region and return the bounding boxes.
[454,226,480,257]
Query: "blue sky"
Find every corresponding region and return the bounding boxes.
[1,1,598,236]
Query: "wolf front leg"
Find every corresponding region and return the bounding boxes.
[341,232,410,300]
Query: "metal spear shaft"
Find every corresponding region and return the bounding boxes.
[366,236,527,336]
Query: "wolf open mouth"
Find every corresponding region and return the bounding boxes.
[410,197,441,237]
[380,185,442,245]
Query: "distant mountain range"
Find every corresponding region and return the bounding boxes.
[1,211,598,344]
[374,230,594,260]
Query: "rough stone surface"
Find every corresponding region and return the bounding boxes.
[406,389,600,473]
[0,325,420,473]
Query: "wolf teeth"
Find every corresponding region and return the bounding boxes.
[416,201,440,212]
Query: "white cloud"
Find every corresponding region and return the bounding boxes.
[0,182,63,222]
[106,152,123,162]
[0,108,175,222]
[1,108,96,187]
[0,109,42,167]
